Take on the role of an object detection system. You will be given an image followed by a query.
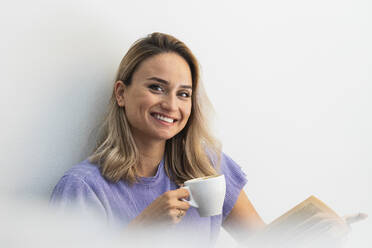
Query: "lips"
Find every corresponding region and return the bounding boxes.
[151,112,178,123]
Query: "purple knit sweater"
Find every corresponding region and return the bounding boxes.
[50,153,247,246]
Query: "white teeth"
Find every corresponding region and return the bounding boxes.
[154,114,174,123]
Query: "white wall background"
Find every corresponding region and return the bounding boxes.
[1,0,371,247]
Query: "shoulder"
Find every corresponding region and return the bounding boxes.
[63,159,102,181]
[209,151,247,176]
[54,159,107,192]
[50,160,109,223]
[50,159,110,208]
[219,152,247,179]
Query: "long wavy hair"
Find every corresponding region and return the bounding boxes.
[88,32,221,185]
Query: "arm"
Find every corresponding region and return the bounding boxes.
[222,189,266,244]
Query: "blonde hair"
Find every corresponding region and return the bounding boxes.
[89,32,221,185]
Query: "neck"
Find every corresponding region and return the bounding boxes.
[133,137,166,177]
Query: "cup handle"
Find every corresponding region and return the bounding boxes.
[181,186,198,208]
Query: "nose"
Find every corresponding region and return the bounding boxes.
[160,94,178,112]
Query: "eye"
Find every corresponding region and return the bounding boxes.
[178,91,191,98]
[148,84,164,93]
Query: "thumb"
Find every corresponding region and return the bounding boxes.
[343,213,368,225]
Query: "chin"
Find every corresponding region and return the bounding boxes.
[153,131,180,141]
[161,134,177,141]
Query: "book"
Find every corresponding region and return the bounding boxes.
[247,195,351,248]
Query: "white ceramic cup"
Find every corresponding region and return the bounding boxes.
[182,175,226,217]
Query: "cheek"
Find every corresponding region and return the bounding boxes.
[183,103,192,120]
[125,94,154,114]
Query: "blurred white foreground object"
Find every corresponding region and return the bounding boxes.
[0,196,210,248]
[0,196,122,248]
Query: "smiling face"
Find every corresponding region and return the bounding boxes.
[115,52,193,143]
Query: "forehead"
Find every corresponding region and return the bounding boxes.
[133,53,192,86]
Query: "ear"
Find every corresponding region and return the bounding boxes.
[114,80,126,107]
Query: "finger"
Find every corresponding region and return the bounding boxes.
[170,208,184,224]
[343,213,368,225]
[178,209,186,218]
[174,188,190,199]
[174,200,191,211]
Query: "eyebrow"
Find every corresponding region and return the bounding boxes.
[147,77,192,89]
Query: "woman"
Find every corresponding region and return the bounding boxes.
[50,32,265,246]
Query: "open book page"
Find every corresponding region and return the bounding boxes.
[246,196,350,248]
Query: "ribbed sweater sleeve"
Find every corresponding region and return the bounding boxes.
[220,153,248,221]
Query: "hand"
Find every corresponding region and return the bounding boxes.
[128,188,191,228]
